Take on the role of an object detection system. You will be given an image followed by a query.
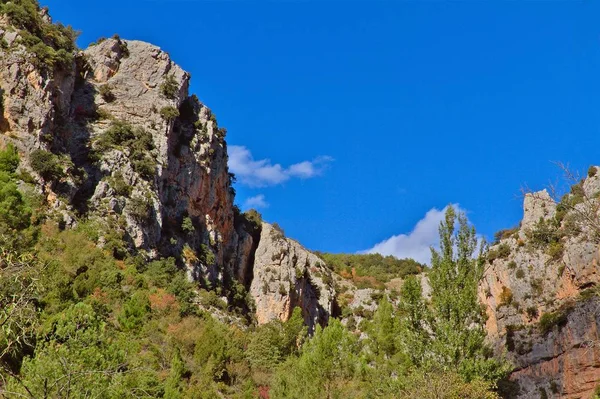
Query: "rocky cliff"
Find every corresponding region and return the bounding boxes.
[480,169,600,397]
[0,9,333,329]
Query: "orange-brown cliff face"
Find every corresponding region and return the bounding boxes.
[479,171,600,397]
[0,12,334,325]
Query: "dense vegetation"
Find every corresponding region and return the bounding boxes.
[317,252,423,289]
[0,0,78,69]
[0,2,509,395]
[0,138,507,399]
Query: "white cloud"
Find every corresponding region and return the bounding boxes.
[243,194,269,209]
[362,204,464,265]
[228,146,332,187]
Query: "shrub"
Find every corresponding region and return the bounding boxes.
[278,284,287,296]
[526,218,561,248]
[498,286,513,308]
[98,84,115,102]
[107,171,131,196]
[118,291,150,331]
[0,143,20,174]
[538,310,568,335]
[487,243,511,263]
[494,227,519,243]
[530,278,544,296]
[29,149,63,180]
[589,166,598,178]
[515,268,525,279]
[96,120,156,180]
[160,106,180,121]
[526,306,538,319]
[547,241,564,260]
[128,195,151,220]
[160,74,179,99]
[507,261,517,269]
[181,216,194,234]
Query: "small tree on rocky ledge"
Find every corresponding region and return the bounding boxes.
[523,162,600,243]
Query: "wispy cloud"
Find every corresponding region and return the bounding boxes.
[243,194,269,210]
[362,204,466,264]
[228,145,333,188]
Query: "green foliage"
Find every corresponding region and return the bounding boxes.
[160,106,180,121]
[0,0,78,70]
[516,268,525,279]
[427,206,510,382]
[538,309,569,335]
[97,120,156,179]
[317,252,423,289]
[271,319,361,399]
[494,226,519,243]
[160,74,179,99]
[182,216,195,234]
[98,84,116,102]
[487,243,511,263]
[0,143,20,174]
[0,171,32,237]
[107,171,132,196]
[118,291,150,331]
[246,310,306,371]
[29,149,64,180]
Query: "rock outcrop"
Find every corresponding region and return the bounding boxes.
[505,297,600,399]
[479,171,600,397]
[0,10,336,328]
[249,223,335,331]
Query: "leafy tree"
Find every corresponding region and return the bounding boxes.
[118,291,150,331]
[4,303,126,398]
[396,275,429,367]
[0,172,31,233]
[271,319,362,399]
[29,149,63,180]
[164,348,186,399]
[427,205,509,382]
[0,143,20,174]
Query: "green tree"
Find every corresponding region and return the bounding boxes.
[427,205,508,382]
[164,348,186,399]
[0,143,20,174]
[369,298,397,358]
[4,303,126,398]
[271,319,362,399]
[396,275,429,367]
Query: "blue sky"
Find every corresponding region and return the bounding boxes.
[44,0,600,262]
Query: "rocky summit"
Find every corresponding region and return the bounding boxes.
[1,2,600,399]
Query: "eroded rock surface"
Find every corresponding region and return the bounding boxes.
[249,223,335,331]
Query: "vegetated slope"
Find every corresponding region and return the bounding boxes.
[480,168,600,398]
[3,1,598,398]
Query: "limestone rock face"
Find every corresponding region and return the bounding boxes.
[0,20,253,287]
[506,298,600,399]
[479,181,600,396]
[0,13,332,328]
[0,19,75,150]
[521,189,556,232]
[249,223,335,331]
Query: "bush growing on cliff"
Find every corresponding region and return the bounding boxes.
[160,74,179,99]
[1,0,78,70]
[0,143,20,174]
[29,149,64,180]
[97,120,156,180]
[160,106,180,121]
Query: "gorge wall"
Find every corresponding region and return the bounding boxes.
[0,13,334,331]
[480,171,600,398]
